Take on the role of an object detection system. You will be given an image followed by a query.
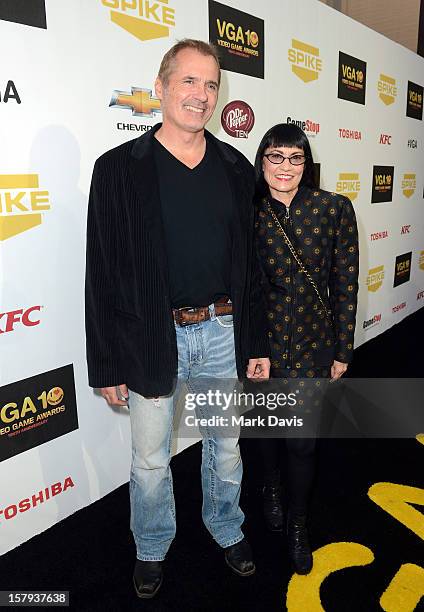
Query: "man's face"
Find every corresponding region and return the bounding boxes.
[155,48,220,134]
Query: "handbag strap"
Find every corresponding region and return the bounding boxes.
[266,202,333,322]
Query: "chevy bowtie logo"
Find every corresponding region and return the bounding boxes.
[109,87,162,117]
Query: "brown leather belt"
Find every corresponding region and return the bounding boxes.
[173,298,232,327]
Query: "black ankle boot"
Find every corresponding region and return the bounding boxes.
[287,512,313,574]
[133,560,163,599]
[262,472,284,532]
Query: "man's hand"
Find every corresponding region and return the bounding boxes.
[100,384,129,406]
[330,360,348,381]
[246,358,270,380]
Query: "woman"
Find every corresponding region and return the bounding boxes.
[253,123,359,574]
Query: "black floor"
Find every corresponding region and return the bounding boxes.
[1,309,423,611]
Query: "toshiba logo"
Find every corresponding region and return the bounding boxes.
[0,477,74,522]
[370,230,388,241]
[0,306,41,334]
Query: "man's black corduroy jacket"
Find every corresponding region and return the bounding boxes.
[85,124,269,397]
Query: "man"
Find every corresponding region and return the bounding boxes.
[85,39,270,599]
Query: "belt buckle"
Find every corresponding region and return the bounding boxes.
[175,306,197,327]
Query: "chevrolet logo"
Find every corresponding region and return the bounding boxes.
[109,87,161,117]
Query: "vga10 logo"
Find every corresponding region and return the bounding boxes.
[0,174,51,241]
[101,0,175,42]
[1,387,65,428]
[336,173,360,201]
[216,19,259,49]
[371,166,394,204]
[378,74,397,105]
[288,39,322,83]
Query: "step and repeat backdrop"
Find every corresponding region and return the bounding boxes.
[0,0,423,553]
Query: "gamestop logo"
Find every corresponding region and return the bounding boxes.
[367,265,384,292]
[221,100,255,138]
[288,39,322,83]
[336,172,360,201]
[101,0,175,42]
[287,117,320,137]
[363,313,381,330]
[0,477,74,522]
[0,174,51,241]
[0,306,41,334]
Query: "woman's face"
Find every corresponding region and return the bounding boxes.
[262,145,305,202]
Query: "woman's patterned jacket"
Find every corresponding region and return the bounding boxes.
[255,186,359,373]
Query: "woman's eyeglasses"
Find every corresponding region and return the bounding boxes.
[263,153,306,166]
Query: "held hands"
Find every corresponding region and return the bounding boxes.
[331,360,348,381]
[246,358,270,380]
[100,384,129,406]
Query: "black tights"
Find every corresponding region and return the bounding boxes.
[259,437,316,515]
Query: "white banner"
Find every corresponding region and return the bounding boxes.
[0,0,423,553]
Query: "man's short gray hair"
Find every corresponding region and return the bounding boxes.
[158,39,221,87]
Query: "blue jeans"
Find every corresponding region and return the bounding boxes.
[128,305,244,561]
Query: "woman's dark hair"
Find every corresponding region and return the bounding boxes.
[254,123,316,199]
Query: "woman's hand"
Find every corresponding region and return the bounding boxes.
[331,360,348,381]
[246,358,270,379]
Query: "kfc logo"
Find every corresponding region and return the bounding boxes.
[379,134,392,145]
[0,306,41,334]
